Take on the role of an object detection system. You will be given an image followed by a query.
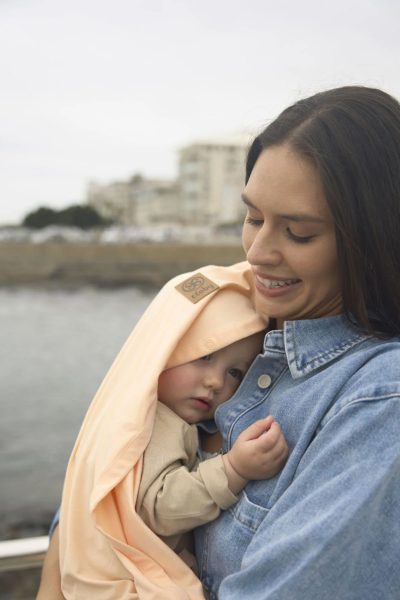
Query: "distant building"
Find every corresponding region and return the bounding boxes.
[87,175,179,226]
[87,132,250,228]
[131,174,180,227]
[87,180,132,224]
[178,133,251,226]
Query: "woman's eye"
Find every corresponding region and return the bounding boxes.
[228,368,243,381]
[246,217,264,227]
[285,228,314,244]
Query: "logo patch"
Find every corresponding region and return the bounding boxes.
[175,273,220,304]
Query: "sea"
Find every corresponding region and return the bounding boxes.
[0,285,157,526]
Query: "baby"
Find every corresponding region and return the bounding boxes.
[136,330,289,561]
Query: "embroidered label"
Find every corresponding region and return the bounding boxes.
[175,273,220,304]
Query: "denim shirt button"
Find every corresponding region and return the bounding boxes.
[258,374,272,388]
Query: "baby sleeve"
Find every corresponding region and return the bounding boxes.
[136,403,238,540]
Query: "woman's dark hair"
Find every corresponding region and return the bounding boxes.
[246,86,400,338]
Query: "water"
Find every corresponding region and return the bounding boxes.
[0,286,157,523]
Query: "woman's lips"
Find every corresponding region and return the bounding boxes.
[191,397,212,411]
[255,274,302,297]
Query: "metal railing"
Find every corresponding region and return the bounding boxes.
[0,536,49,572]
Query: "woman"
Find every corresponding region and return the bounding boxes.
[38,86,400,599]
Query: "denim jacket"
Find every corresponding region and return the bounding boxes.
[195,314,400,600]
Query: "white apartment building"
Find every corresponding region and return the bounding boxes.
[87,175,179,226]
[87,132,251,228]
[178,133,251,226]
[131,174,179,227]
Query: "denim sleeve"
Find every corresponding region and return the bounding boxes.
[49,506,61,538]
[219,395,400,600]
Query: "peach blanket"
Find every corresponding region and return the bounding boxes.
[59,262,265,600]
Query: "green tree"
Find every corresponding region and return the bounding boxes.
[23,204,107,229]
[57,205,105,229]
[23,207,58,229]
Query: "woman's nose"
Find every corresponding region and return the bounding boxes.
[244,226,282,267]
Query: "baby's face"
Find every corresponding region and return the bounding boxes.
[157,331,264,424]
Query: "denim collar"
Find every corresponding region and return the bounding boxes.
[265,314,368,380]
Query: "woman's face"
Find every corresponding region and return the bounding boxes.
[242,145,342,328]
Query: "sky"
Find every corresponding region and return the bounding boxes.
[1,0,400,225]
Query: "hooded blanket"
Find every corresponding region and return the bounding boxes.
[59,262,266,600]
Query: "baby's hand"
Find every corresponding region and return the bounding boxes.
[226,416,289,481]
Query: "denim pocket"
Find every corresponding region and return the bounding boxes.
[198,491,270,598]
[231,489,270,531]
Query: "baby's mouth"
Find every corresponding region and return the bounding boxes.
[191,397,212,411]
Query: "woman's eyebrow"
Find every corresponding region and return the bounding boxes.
[279,213,325,223]
[241,193,259,210]
[241,194,325,223]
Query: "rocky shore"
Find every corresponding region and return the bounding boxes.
[0,242,246,287]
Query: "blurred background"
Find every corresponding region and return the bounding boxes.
[1,0,400,596]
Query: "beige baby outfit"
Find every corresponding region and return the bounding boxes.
[138,401,237,551]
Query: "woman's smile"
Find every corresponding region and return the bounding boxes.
[255,272,302,296]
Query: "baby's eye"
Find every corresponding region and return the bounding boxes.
[200,354,212,361]
[228,368,243,381]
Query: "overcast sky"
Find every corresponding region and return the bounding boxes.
[1,0,399,224]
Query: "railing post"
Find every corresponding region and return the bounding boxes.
[0,536,49,572]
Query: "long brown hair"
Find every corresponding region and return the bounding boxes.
[246,86,400,338]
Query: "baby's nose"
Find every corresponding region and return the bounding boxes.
[203,368,224,391]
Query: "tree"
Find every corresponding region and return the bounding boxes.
[57,205,105,229]
[23,207,59,229]
[22,204,108,229]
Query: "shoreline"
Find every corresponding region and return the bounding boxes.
[0,242,246,287]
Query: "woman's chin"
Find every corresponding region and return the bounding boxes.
[254,295,297,325]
